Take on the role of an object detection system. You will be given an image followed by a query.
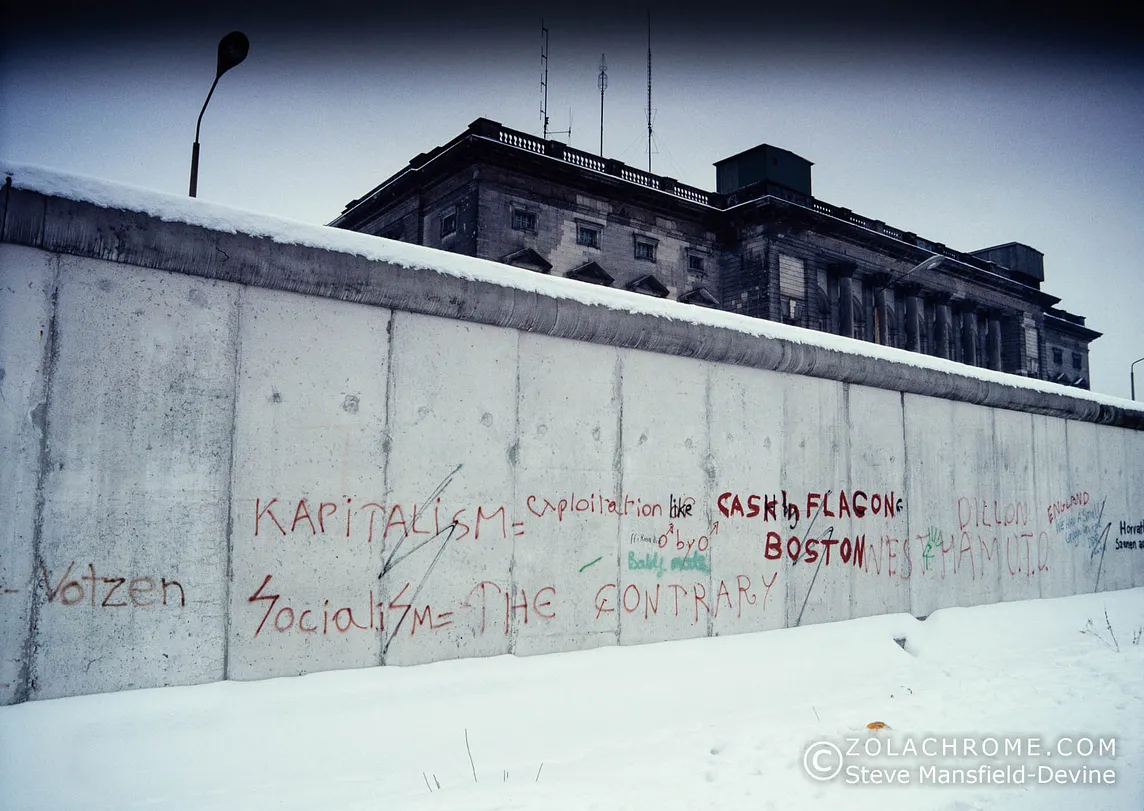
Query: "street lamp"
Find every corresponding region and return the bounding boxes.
[189,31,250,198]
[869,253,947,343]
[1132,356,1144,400]
[873,253,947,295]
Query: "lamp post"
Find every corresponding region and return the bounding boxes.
[1132,356,1144,400]
[189,31,249,198]
[868,253,946,345]
[873,253,947,295]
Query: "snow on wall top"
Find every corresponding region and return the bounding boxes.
[3,159,1139,413]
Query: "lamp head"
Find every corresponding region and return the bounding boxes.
[216,31,250,78]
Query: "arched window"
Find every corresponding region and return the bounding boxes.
[814,285,830,332]
[883,305,897,347]
[852,294,866,340]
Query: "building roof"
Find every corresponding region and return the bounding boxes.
[713,142,815,169]
[328,117,1084,316]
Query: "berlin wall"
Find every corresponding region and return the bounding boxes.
[2,166,1143,705]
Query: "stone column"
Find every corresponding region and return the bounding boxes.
[901,284,923,353]
[838,274,855,339]
[875,289,890,345]
[961,306,979,366]
[870,273,890,346]
[934,296,952,359]
[987,313,1003,371]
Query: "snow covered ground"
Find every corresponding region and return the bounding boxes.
[2,588,1142,811]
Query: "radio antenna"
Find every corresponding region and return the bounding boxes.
[646,10,653,172]
[598,54,608,156]
[540,21,550,139]
[551,110,572,142]
[539,22,572,142]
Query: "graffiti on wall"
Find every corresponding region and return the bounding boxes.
[1048,492,1105,560]
[717,489,904,527]
[254,496,523,542]
[1116,518,1144,552]
[248,574,556,638]
[233,461,1130,655]
[36,561,185,608]
[593,573,780,622]
[28,477,1112,641]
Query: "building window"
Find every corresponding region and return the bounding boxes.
[1052,347,1063,365]
[781,296,802,325]
[1072,352,1082,370]
[577,224,601,248]
[778,253,807,299]
[512,209,537,232]
[688,255,705,273]
[440,211,457,238]
[634,238,657,262]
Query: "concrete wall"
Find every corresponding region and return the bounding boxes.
[2,181,1142,704]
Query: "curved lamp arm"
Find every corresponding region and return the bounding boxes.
[189,32,249,198]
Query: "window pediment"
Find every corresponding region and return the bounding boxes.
[566,261,614,286]
[627,274,669,298]
[501,248,552,273]
[680,287,719,307]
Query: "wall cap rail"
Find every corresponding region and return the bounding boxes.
[2,164,1141,431]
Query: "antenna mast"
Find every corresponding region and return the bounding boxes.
[598,54,608,157]
[646,11,653,173]
[540,21,550,139]
[539,22,572,143]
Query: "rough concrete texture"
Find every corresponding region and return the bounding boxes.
[0,245,58,704]
[21,256,237,701]
[226,287,390,679]
[513,331,623,656]
[2,198,1143,704]
[618,350,718,646]
[706,361,787,636]
[377,311,520,667]
[845,385,909,620]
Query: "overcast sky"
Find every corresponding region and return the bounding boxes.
[3,1,1142,399]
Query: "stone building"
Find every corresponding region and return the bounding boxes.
[329,118,1098,388]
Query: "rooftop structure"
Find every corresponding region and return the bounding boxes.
[330,118,1099,388]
